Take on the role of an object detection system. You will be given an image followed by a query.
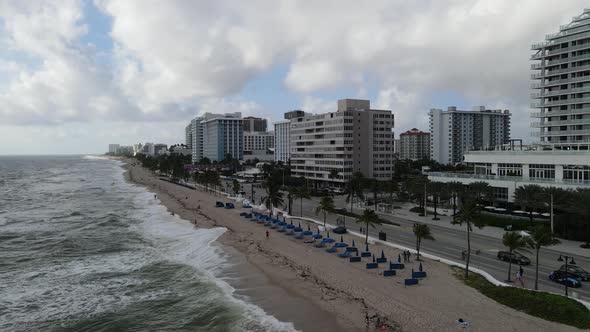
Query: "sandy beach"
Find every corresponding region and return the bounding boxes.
[122,159,580,332]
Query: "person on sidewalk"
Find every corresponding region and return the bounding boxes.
[266,230,269,239]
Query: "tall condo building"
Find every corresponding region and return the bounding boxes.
[273,110,308,164]
[531,8,590,149]
[290,99,394,187]
[399,128,430,161]
[185,124,192,149]
[243,131,275,161]
[242,116,267,132]
[108,144,120,154]
[190,112,244,163]
[429,106,511,164]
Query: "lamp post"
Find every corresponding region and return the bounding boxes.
[557,254,577,296]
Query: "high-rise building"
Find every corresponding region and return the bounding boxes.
[108,144,120,154]
[429,106,511,164]
[243,131,274,161]
[393,139,401,158]
[290,99,394,187]
[531,8,590,150]
[185,124,192,149]
[273,110,308,164]
[399,128,431,161]
[242,116,267,132]
[190,112,243,162]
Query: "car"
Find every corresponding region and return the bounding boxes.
[215,201,225,207]
[332,226,347,234]
[332,188,344,194]
[242,203,252,208]
[559,264,590,281]
[335,208,348,215]
[224,202,235,209]
[549,270,582,288]
[497,251,531,265]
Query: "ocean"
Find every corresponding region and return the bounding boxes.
[0,156,298,332]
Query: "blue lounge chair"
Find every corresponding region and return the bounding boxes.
[404,278,419,286]
[293,223,302,232]
[412,269,427,278]
[366,263,378,269]
[349,256,361,262]
[245,213,252,218]
[215,201,224,207]
[240,212,247,217]
[339,250,352,258]
[312,229,323,239]
[304,238,315,243]
[302,230,313,236]
[286,229,295,235]
[224,203,235,209]
[295,232,305,239]
[278,225,286,232]
[315,241,326,248]
[286,223,295,229]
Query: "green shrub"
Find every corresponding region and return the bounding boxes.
[409,206,424,214]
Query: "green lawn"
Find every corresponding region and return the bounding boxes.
[452,267,590,329]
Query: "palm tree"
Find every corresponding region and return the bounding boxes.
[467,181,491,204]
[315,196,335,228]
[502,232,528,282]
[541,187,571,236]
[328,169,339,186]
[407,177,428,215]
[452,200,483,278]
[526,226,560,290]
[292,185,310,217]
[569,188,590,248]
[262,182,284,216]
[448,181,464,216]
[345,172,365,214]
[428,181,444,220]
[413,223,435,261]
[356,209,381,244]
[384,179,399,202]
[232,179,241,195]
[514,184,544,223]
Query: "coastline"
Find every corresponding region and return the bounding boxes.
[121,158,581,332]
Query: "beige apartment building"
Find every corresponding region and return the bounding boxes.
[290,99,394,187]
[399,128,430,160]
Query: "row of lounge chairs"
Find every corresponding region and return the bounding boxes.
[242,210,427,285]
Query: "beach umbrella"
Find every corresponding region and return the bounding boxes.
[298,222,301,228]
[372,255,376,263]
[419,262,423,272]
[340,235,344,242]
[317,228,321,234]
[326,231,330,238]
[352,240,356,247]
[380,250,385,259]
[355,250,359,256]
[365,243,369,252]
[307,224,311,231]
[290,220,293,225]
[398,254,401,263]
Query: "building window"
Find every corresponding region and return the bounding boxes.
[529,164,555,179]
[563,165,590,182]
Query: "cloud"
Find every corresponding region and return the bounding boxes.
[0,0,588,153]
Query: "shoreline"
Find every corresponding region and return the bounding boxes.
[121,158,581,332]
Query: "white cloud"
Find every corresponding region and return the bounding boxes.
[0,0,588,153]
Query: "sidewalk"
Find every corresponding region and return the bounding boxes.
[356,201,590,259]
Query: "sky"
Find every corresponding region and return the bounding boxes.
[0,0,588,155]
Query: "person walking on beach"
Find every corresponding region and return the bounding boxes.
[519,265,525,287]
[266,230,269,239]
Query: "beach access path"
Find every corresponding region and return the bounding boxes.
[123,161,580,332]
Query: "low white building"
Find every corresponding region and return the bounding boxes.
[428,149,590,202]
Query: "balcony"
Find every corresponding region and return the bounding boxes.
[540,128,590,136]
[531,64,590,79]
[530,107,590,117]
[532,96,590,108]
[547,43,590,56]
[531,75,590,89]
[531,118,590,127]
[530,85,590,98]
[428,171,590,187]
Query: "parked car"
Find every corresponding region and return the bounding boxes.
[497,251,531,265]
[224,202,235,209]
[215,201,225,207]
[332,226,347,234]
[559,264,590,281]
[332,188,344,194]
[242,203,252,208]
[549,270,582,288]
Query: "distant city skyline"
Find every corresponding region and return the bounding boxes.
[0,1,589,155]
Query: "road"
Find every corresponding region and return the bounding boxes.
[232,180,590,301]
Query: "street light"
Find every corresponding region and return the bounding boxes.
[557,254,577,296]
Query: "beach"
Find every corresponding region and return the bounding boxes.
[123,159,580,332]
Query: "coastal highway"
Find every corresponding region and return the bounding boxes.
[236,181,590,301]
